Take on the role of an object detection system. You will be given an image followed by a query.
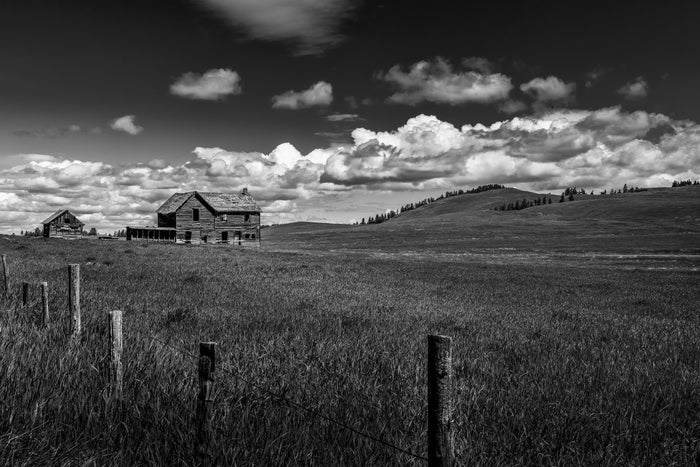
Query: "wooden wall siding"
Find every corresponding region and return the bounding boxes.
[44,211,84,238]
[169,196,261,245]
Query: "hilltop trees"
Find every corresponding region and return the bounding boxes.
[21,228,41,237]
[495,196,552,212]
[672,180,699,187]
[357,184,506,225]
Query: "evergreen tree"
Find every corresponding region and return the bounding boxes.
[559,193,565,203]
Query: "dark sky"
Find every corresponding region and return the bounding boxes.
[0,0,699,230]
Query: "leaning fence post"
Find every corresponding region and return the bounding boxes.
[428,334,453,467]
[108,310,123,400]
[68,264,80,336]
[195,341,217,464]
[1,255,8,298]
[40,282,49,326]
[22,282,30,306]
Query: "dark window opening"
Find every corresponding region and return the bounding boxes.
[185,231,192,244]
[192,208,199,221]
[221,231,228,243]
[244,233,250,239]
[244,214,250,222]
[251,234,256,239]
[64,217,70,223]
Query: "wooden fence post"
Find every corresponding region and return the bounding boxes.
[428,334,453,467]
[1,255,8,298]
[195,341,217,464]
[108,310,123,400]
[40,282,49,326]
[22,282,30,306]
[68,264,80,336]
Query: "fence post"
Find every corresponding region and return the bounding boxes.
[40,282,49,326]
[108,310,123,400]
[22,282,30,306]
[428,334,453,467]
[195,341,217,464]
[68,264,80,336]
[1,255,7,298]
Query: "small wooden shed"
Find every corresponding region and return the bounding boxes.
[41,209,84,238]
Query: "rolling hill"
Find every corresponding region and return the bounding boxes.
[264,186,700,253]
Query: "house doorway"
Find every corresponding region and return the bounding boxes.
[221,231,228,243]
[185,231,192,244]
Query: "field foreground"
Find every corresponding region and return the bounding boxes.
[2,189,700,465]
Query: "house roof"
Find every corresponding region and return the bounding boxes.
[156,191,262,214]
[40,209,84,225]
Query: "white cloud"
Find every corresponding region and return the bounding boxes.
[617,77,649,100]
[12,124,86,138]
[170,68,242,100]
[272,81,333,109]
[325,113,361,122]
[1,107,699,232]
[461,57,496,74]
[585,67,610,88]
[520,76,576,103]
[498,100,528,114]
[110,115,143,135]
[379,57,513,105]
[195,0,354,54]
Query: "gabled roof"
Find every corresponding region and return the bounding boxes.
[156,191,262,214]
[198,192,262,213]
[156,192,193,214]
[41,209,84,225]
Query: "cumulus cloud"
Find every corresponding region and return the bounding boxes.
[272,81,333,109]
[520,76,576,104]
[194,0,355,54]
[461,57,496,74]
[379,57,513,105]
[617,77,649,100]
[170,68,242,100]
[110,115,143,135]
[2,107,699,232]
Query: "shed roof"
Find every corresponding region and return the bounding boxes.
[156,191,262,214]
[40,209,84,225]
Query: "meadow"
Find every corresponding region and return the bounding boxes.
[2,186,700,466]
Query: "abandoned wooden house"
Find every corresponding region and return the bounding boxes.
[41,209,85,238]
[126,189,262,245]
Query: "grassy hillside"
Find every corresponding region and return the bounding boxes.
[266,186,700,253]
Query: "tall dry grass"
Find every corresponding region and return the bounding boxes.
[1,236,700,465]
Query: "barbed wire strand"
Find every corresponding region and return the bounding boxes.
[146,327,428,463]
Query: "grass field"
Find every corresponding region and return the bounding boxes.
[1,186,700,465]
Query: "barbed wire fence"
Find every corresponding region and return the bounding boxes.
[1,257,454,466]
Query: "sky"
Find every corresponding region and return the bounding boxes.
[1,0,699,232]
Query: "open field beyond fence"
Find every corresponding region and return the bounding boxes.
[1,230,700,465]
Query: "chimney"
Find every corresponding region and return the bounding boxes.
[242,187,248,195]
